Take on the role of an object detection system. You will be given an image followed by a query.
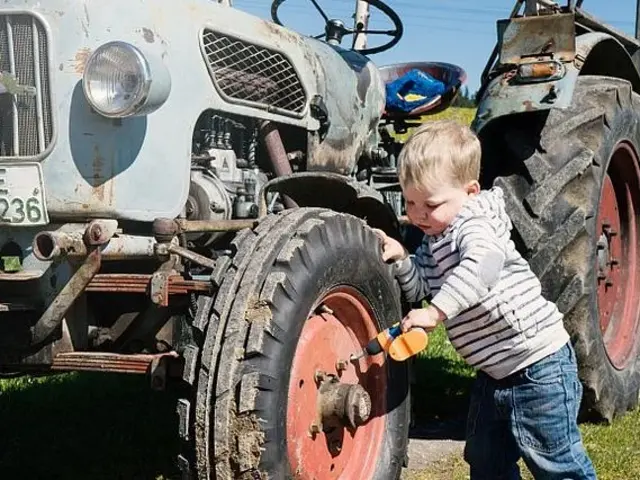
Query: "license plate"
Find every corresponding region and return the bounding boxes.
[0,163,48,226]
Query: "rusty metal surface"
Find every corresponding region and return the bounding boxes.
[473,32,623,133]
[51,351,176,374]
[166,244,217,270]
[314,372,372,429]
[85,273,210,294]
[84,219,119,245]
[498,13,576,65]
[30,249,101,345]
[260,121,297,209]
[33,228,157,261]
[173,218,258,233]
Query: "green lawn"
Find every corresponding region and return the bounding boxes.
[0,373,181,479]
[408,324,640,480]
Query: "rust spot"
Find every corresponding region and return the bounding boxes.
[541,39,556,54]
[58,63,63,71]
[142,28,155,43]
[74,48,92,74]
[89,145,115,206]
[86,273,211,294]
[523,100,535,111]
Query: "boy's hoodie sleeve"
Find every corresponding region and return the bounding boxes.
[430,215,505,319]
[392,243,431,303]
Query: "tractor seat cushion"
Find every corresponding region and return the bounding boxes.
[385,68,446,113]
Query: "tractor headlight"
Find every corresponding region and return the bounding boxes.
[82,41,171,118]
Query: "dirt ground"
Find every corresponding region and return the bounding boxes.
[403,437,464,475]
[401,418,466,475]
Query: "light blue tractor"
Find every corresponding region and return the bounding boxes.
[0,0,465,478]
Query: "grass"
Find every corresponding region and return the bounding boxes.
[410,324,475,428]
[393,107,477,141]
[408,325,640,480]
[0,372,181,480]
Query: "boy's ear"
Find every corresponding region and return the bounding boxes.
[466,180,481,195]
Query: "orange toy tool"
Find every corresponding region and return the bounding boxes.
[350,323,429,362]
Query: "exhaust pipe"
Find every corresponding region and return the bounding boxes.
[33,229,157,261]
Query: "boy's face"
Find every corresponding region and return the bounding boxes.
[403,180,479,236]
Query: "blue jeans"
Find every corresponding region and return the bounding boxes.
[463,342,597,479]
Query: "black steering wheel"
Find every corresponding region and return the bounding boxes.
[271,0,403,56]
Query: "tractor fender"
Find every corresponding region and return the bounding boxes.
[473,32,640,134]
[258,172,400,236]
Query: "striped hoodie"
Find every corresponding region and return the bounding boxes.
[393,187,569,380]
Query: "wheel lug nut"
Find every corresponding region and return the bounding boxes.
[317,304,333,315]
[598,273,607,281]
[606,279,614,287]
[314,370,326,383]
[336,360,348,373]
[609,258,619,266]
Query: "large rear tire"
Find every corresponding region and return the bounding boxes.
[478,76,640,423]
[179,208,410,479]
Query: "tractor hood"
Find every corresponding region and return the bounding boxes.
[0,0,385,222]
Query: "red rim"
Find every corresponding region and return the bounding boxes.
[286,287,387,479]
[596,141,640,370]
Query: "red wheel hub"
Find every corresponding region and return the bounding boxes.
[596,141,640,369]
[286,288,387,479]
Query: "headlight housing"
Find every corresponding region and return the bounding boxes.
[82,41,171,118]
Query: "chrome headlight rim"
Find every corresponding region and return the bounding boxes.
[82,41,154,119]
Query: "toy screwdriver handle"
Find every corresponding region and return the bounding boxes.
[364,323,429,361]
[388,327,429,361]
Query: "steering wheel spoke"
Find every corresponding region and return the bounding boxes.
[309,0,330,22]
[271,0,403,56]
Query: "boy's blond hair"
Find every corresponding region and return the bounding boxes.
[398,119,481,191]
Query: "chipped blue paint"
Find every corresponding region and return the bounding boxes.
[473,32,637,133]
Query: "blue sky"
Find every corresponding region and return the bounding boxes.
[238,0,636,93]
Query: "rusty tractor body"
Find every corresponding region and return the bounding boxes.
[475,0,640,423]
[0,0,465,478]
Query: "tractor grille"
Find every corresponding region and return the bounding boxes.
[0,14,53,157]
[201,30,307,116]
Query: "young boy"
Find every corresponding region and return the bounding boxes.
[375,120,597,479]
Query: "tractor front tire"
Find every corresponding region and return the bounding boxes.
[479,76,640,423]
[180,208,410,479]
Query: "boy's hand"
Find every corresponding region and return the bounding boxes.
[371,228,408,262]
[401,306,446,333]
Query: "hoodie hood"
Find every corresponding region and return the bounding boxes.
[447,186,512,242]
